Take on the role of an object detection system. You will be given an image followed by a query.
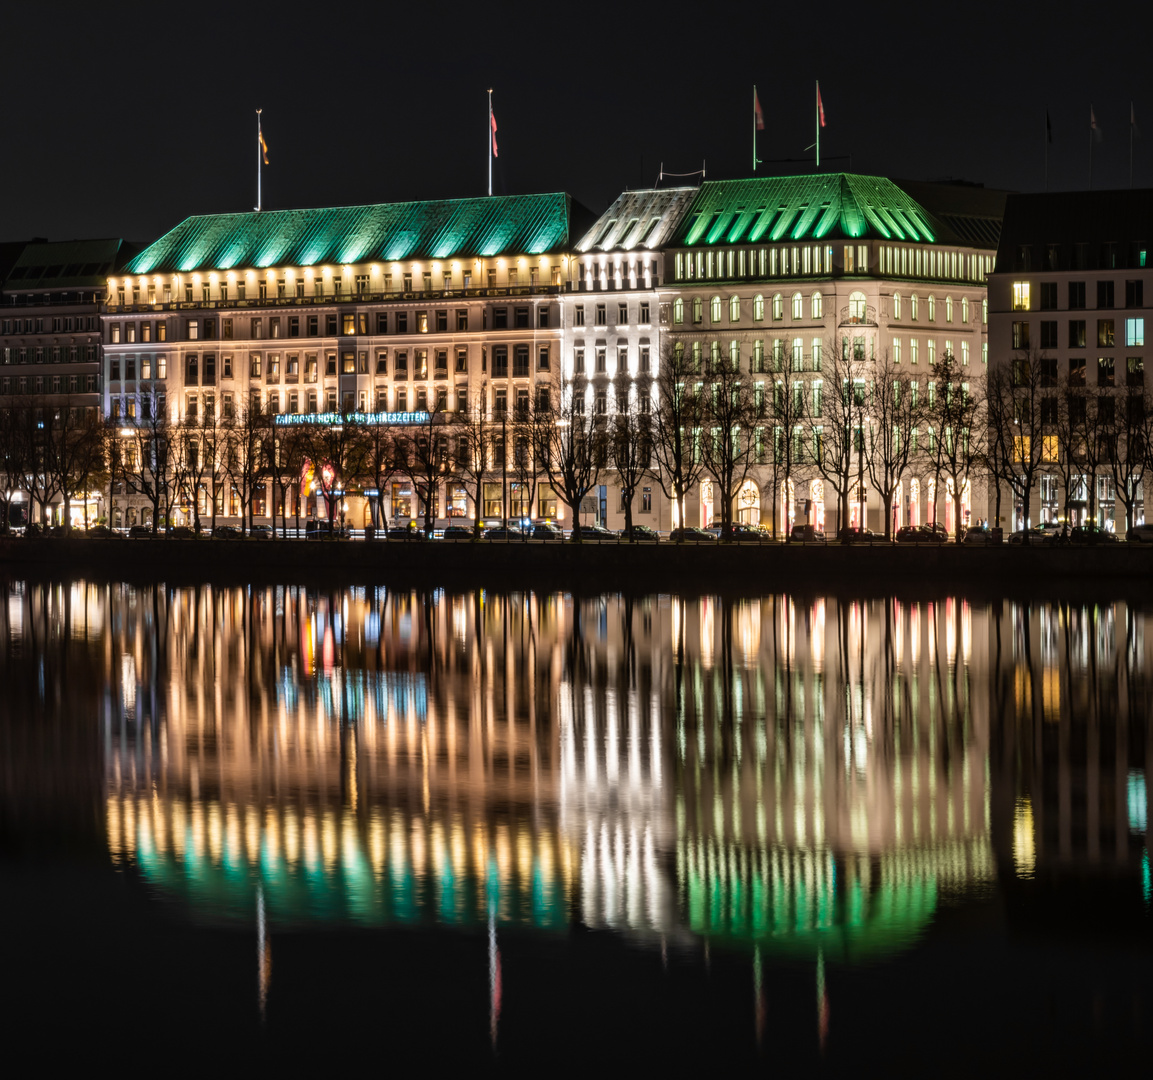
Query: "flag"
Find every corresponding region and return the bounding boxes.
[1046,109,1052,144]
[490,107,498,158]
[817,82,826,128]
[754,88,764,131]
[259,129,269,165]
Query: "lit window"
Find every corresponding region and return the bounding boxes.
[753,294,765,321]
[729,295,740,323]
[892,293,901,320]
[791,292,803,320]
[772,293,783,321]
[946,296,954,322]
[811,292,823,319]
[711,295,722,322]
[1012,282,1031,310]
[848,291,867,323]
[1126,317,1145,346]
[673,297,684,325]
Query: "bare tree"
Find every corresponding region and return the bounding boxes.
[698,342,758,540]
[121,397,177,533]
[986,347,1049,539]
[531,369,603,540]
[1107,376,1153,532]
[649,340,705,538]
[0,397,23,532]
[220,391,269,534]
[921,351,985,540]
[407,402,452,536]
[360,422,403,534]
[763,349,811,539]
[452,389,494,537]
[608,373,654,538]
[810,343,868,535]
[863,351,924,540]
[295,407,367,533]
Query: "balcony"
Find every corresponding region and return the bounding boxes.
[838,304,877,327]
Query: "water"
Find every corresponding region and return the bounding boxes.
[1,580,1149,1070]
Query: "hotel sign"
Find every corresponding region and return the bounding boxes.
[274,411,432,427]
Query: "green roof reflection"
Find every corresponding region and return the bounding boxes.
[125,193,572,275]
[673,175,937,247]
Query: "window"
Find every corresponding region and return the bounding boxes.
[493,346,508,377]
[595,304,607,326]
[1126,279,1144,308]
[1040,282,1057,310]
[456,348,468,372]
[1012,321,1030,349]
[927,295,936,321]
[910,294,919,321]
[222,355,232,379]
[1098,356,1115,386]
[186,355,198,382]
[1126,317,1145,346]
[945,296,954,323]
[1040,321,1058,349]
[595,348,606,373]
[1040,357,1058,386]
[538,307,550,329]
[538,346,550,371]
[456,309,468,331]
[395,351,408,376]
[395,312,408,333]
[1069,357,1086,385]
[893,338,901,364]
[848,291,867,322]
[692,297,704,324]
[574,348,585,374]
[1069,281,1086,309]
[1128,357,1145,386]
[962,297,970,323]
[157,322,167,343]
[753,294,764,321]
[618,303,629,325]
[729,295,740,323]
[772,293,783,321]
[513,345,529,378]
[811,292,823,319]
[673,298,684,325]
[1097,280,1115,309]
[575,304,585,327]
[791,292,803,319]
[250,354,262,378]
[1097,319,1115,347]
[639,301,650,324]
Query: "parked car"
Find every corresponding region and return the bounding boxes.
[84,524,120,539]
[212,525,243,539]
[387,526,428,540]
[128,524,155,538]
[1069,524,1120,544]
[790,524,825,542]
[836,527,878,543]
[441,524,475,540]
[961,526,1000,545]
[1126,523,1153,543]
[572,524,616,542]
[532,522,565,541]
[483,526,523,540]
[896,525,947,544]
[1006,527,1053,545]
[248,525,274,540]
[618,524,660,543]
[168,525,199,539]
[718,523,772,542]
[669,527,717,543]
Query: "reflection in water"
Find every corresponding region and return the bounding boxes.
[2,581,1151,1058]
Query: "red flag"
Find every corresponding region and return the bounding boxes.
[817,82,827,128]
[754,89,764,131]
[490,107,499,158]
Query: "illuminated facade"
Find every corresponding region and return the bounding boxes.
[102,194,573,528]
[659,176,1005,532]
[988,190,1153,532]
[98,176,1006,533]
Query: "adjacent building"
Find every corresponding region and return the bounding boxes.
[988,189,1153,532]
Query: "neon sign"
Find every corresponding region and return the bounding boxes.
[274,411,432,427]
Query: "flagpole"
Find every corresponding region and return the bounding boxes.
[815,81,820,169]
[753,85,757,172]
[488,89,493,197]
[1044,109,1048,192]
[1089,105,1093,191]
[1130,101,1134,189]
[256,108,263,212]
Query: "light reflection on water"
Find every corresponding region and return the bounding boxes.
[3,580,1151,1059]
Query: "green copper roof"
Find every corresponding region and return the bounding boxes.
[125,193,572,275]
[671,174,937,247]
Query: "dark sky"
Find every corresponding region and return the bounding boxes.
[4,0,1149,246]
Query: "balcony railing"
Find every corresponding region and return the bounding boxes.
[105,282,566,314]
[838,304,877,327]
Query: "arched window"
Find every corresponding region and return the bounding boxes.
[772,293,784,321]
[792,337,804,370]
[692,297,703,324]
[691,341,702,370]
[711,295,722,322]
[892,292,901,320]
[945,296,954,323]
[982,298,987,325]
[791,291,803,319]
[673,297,684,325]
[729,339,740,369]
[710,341,721,368]
[811,291,823,319]
[729,295,740,323]
[848,291,867,322]
[962,297,970,323]
[674,341,685,365]
[927,294,936,322]
[910,293,919,321]
[753,294,765,321]
[736,479,760,524]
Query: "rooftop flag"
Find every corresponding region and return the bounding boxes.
[754,89,764,131]
[491,106,499,158]
[260,129,269,165]
[817,82,826,128]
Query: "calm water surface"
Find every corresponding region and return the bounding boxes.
[1,580,1150,1071]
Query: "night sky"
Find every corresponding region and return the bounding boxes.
[5,1,1149,245]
